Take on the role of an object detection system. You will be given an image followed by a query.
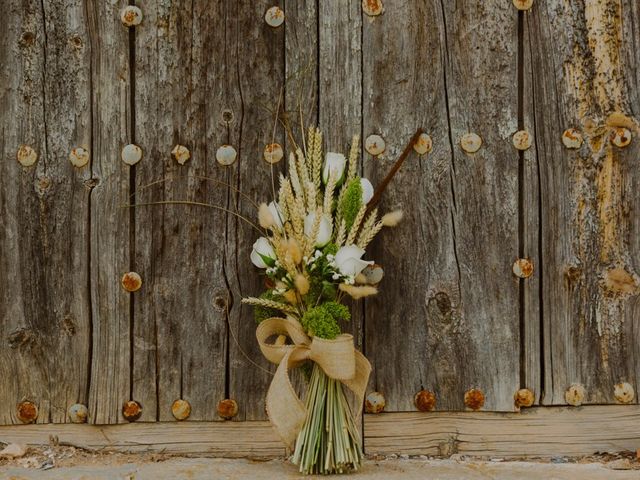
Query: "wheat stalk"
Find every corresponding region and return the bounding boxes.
[241,297,298,314]
[346,204,367,245]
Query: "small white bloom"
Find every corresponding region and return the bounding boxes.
[332,273,341,280]
[250,237,276,268]
[361,178,374,204]
[326,254,335,261]
[323,152,346,184]
[334,245,373,277]
[304,212,333,247]
[267,201,285,228]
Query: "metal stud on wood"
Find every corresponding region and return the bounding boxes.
[16,145,37,167]
[264,6,284,27]
[512,130,532,151]
[365,391,385,413]
[68,403,88,423]
[122,400,142,422]
[121,144,143,166]
[610,127,632,148]
[216,145,237,166]
[464,388,485,410]
[413,133,433,155]
[514,388,535,408]
[121,6,143,27]
[460,133,482,153]
[69,147,89,168]
[171,399,192,420]
[562,128,583,149]
[565,383,586,406]
[121,272,142,292]
[362,0,384,16]
[172,145,190,165]
[263,143,283,164]
[217,399,238,420]
[17,401,38,424]
[365,134,386,156]
[414,390,436,412]
[513,258,534,279]
[512,0,533,11]
[614,382,634,404]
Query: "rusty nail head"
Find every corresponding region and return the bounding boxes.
[562,128,583,149]
[512,130,532,151]
[122,144,143,166]
[17,145,37,167]
[216,145,237,166]
[121,271,142,292]
[514,388,534,408]
[172,144,190,165]
[17,401,38,424]
[512,0,533,11]
[171,399,192,420]
[365,134,386,156]
[610,127,632,148]
[68,403,88,423]
[460,133,482,153]
[365,391,385,414]
[565,383,585,406]
[513,258,534,279]
[69,147,89,168]
[614,382,635,404]
[464,388,485,410]
[217,399,238,420]
[263,143,283,164]
[121,6,143,27]
[362,0,384,16]
[122,400,142,421]
[414,390,436,412]
[264,6,284,27]
[413,133,433,155]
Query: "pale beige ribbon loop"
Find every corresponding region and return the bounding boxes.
[256,317,371,449]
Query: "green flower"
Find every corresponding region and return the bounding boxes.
[301,302,351,339]
[339,178,363,229]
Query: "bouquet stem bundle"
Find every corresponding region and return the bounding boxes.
[292,364,363,474]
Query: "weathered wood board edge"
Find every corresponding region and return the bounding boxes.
[0,406,637,459]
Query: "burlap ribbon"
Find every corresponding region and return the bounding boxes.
[256,316,371,449]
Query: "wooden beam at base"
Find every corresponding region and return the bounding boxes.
[0,406,638,459]
[0,421,285,458]
[365,406,640,458]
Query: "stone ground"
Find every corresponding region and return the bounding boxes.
[0,446,639,479]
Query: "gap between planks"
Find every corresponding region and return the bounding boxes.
[0,406,637,459]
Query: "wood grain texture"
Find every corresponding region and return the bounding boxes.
[86,0,132,424]
[363,0,522,411]
[132,0,229,422]
[225,0,286,421]
[526,0,640,404]
[0,421,284,457]
[365,406,640,457]
[0,0,92,424]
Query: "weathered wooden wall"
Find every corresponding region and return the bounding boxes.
[0,0,638,426]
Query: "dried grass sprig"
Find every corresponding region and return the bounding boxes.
[358,221,384,250]
[356,208,378,249]
[335,219,347,247]
[323,170,337,218]
[338,284,378,300]
[241,297,299,314]
[346,204,367,246]
[312,129,323,190]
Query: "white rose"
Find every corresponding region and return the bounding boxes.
[268,201,284,228]
[335,245,373,277]
[250,237,276,268]
[304,212,333,247]
[361,178,374,204]
[323,152,346,184]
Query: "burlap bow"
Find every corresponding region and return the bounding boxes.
[256,316,371,449]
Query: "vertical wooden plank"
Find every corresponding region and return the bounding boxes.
[0,0,91,423]
[527,0,640,404]
[226,0,285,421]
[318,0,363,352]
[364,0,521,411]
[132,0,229,422]
[86,0,132,424]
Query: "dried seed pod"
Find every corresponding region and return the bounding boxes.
[365,134,386,156]
[121,6,143,27]
[562,128,583,149]
[172,145,190,165]
[362,0,384,16]
[565,383,586,406]
[264,6,284,27]
[512,0,533,11]
[365,391,385,414]
[514,388,535,408]
[68,403,88,423]
[216,145,237,166]
[414,390,436,412]
[16,145,37,167]
[171,399,192,420]
[121,144,143,166]
[69,147,90,168]
[464,388,485,410]
[610,127,632,147]
[263,143,283,164]
[17,401,38,424]
[122,400,142,422]
[361,264,384,285]
[121,271,142,292]
[512,130,532,151]
[413,133,433,155]
[614,382,635,404]
[513,258,534,279]
[460,133,482,153]
[217,399,238,420]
